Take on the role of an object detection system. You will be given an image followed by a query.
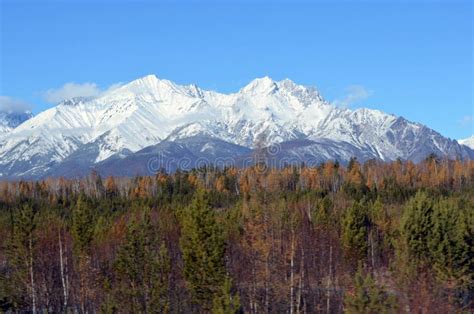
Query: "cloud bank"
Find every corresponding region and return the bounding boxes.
[43,82,123,104]
[0,96,32,113]
[333,85,372,108]
[43,82,101,104]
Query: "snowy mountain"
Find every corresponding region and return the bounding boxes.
[0,75,472,179]
[0,110,33,136]
[459,135,474,149]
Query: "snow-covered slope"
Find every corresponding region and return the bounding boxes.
[0,110,32,136]
[459,135,474,149]
[0,74,471,179]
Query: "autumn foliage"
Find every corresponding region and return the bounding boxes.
[0,158,472,313]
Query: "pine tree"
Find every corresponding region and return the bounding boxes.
[72,195,94,255]
[180,190,227,311]
[113,209,170,313]
[212,277,241,314]
[342,201,370,263]
[71,195,95,313]
[429,198,472,288]
[344,265,397,314]
[400,191,434,265]
[5,203,38,313]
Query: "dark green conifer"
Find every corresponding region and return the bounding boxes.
[180,190,227,311]
[4,203,38,312]
[342,201,370,263]
[344,265,397,314]
[71,195,94,255]
[212,277,241,314]
[400,191,434,265]
[113,209,170,313]
[429,198,472,288]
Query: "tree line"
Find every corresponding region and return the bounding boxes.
[0,157,472,313]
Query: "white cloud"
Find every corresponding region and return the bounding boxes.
[458,115,474,128]
[0,96,32,113]
[333,85,372,108]
[103,83,123,93]
[43,82,101,104]
[42,81,124,104]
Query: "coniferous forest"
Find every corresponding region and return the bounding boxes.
[0,157,473,313]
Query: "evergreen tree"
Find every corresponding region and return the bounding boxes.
[400,191,434,265]
[71,195,94,255]
[113,209,170,313]
[71,195,95,313]
[429,198,472,288]
[180,190,227,311]
[4,203,38,313]
[344,265,397,314]
[342,201,370,263]
[212,277,241,314]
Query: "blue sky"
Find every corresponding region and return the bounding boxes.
[0,0,472,139]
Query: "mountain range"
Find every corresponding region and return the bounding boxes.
[459,135,474,150]
[0,75,472,179]
[0,110,33,136]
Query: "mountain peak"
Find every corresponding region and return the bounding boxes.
[127,74,161,87]
[241,76,278,94]
[138,73,160,82]
[114,74,183,97]
[275,79,325,105]
[277,78,307,91]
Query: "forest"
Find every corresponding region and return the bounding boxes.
[0,156,472,313]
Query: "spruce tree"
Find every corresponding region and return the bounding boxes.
[5,203,38,313]
[344,265,397,314]
[71,195,95,313]
[400,191,434,265]
[212,277,241,314]
[180,190,227,311]
[342,201,370,263]
[71,195,94,255]
[113,209,170,313]
[429,198,472,288]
